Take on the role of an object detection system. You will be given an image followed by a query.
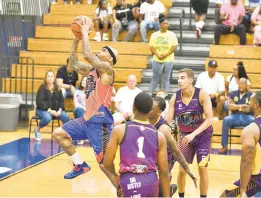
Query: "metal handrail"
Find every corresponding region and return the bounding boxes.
[189,1,192,30]
[179,8,185,53]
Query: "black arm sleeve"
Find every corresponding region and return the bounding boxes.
[36,84,49,110]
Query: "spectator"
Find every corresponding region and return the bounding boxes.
[56,58,79,99]
[225,61,251,94]
[112,0,139,42]
[156,90,169,119]
[34,71,70,141]
[195,60,225,120]
[215,0,224,24]
[113,75,142,125]
[149,14,178,94]
[251,5,261,45]
[93,0,113,42]
[218,78,254,154]
[73,76,87,118]
[243,0,261,31]
[214,0,246,45]
[139,0,166,42]
[190,0,209,38]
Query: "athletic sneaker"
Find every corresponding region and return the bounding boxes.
[170,184,178,197]
[34,128,41,141]
[102,33,109,41]
[64,162,91,179]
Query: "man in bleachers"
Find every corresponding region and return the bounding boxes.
[139,0,166,42]
[113,75,142,125]
[56,58,79,99]
[218,78,254,154]
[112,0,139,42]
[214,0,246,45]
[195,60,225,120]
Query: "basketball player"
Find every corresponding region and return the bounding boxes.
[52,16,119,187]
[148,96,197,196]
[167,68,213,198]
[103,92,170,197]
[221,90,261,198]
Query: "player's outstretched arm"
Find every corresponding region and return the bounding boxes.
[157,132,170,197]
[103,126,122,178]
[68,38,93,76]
[159,125,198,188]
[240,123,259,196]
[167,94,176,124]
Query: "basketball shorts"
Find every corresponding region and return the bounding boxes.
[179,128,212,166]
[62,117,113,163]
[190,0,209,14]
[221,175,261,197]
[117,172,159,197]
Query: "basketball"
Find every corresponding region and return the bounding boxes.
[71,16,93,39]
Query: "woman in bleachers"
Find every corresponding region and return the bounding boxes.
[251,5,261,45]
[34,71,70,141]
[73,76,87,118]
[93,0,113,42]
[224,61,251,114]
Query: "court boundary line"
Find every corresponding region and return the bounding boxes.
[0,149,66,181]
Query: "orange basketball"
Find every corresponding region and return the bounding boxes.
[71,16,93,39]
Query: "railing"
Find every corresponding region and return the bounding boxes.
[189,1,192,30]
[179,8,185,53]
[0,56,35,120]
[0,0,52,57]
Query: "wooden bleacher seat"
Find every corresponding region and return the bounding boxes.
[218,33,254,45]
[27,38,151,55]
[19,51,148,68]
[36,26,154,42]
[209,45,261,59]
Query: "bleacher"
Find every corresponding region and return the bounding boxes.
[4,0,171,129]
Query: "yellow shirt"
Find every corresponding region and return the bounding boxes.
[149,30,178,63]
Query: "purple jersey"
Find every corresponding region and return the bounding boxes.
[119,120,158,174]
[174,87,212,133]
[154,116,175,163]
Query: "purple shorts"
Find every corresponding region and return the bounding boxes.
[62,117,113,163]
[117,172,159,197]
[221,175,261,197]
[179,128,212,166]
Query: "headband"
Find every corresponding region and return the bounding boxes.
[104,46,117,65]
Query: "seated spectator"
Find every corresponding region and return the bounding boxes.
[156,90,169,119]
[225,61,251,94]
[191,0,209,38]
[218,78,254,154]
[214,0,246,45]
[56,58,78,99]
[139,0,165,42]
[35,71,70,141]
[113,75,142,125]
[112,0,139,42]
[73,76,87,118]
[243,0,261,31]
[195,60,225,120]
[51,0,80,4]
[251,5,261,45]
[93,0,113,42]
[149,14,178,94]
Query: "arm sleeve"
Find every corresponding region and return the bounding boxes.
[149,33,156,47]
[140,3,146,14]
[114,88,122,102]
[220,3,226,14]
[159,2,166,13]
[195,75,202,89]
[218,74,225,92]
[58,90,65,110]
[56,68,64,80]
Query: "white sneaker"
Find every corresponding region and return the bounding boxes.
[103,33,109,41]
[213,117,219,121]
[51,1,56,4]
[93,32,101,42]
[34,128,41,141]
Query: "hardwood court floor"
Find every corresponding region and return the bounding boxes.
[0,129,242,197]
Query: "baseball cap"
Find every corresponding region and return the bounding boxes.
[208,60,217,67]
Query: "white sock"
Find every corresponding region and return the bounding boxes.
[195,22,199,29]
[96,32,101,36]
[198,21,205,29]
[71,152,84,165]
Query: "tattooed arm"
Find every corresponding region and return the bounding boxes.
[240,123,260,196]
[159,124,197,188]
[68,39,93,76]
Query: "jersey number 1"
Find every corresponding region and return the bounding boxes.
[137,137,145,158]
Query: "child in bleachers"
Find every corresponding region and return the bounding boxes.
[93,0,113,41]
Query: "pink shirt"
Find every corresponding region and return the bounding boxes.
[220,2,245,26]
[251,6,261,23]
